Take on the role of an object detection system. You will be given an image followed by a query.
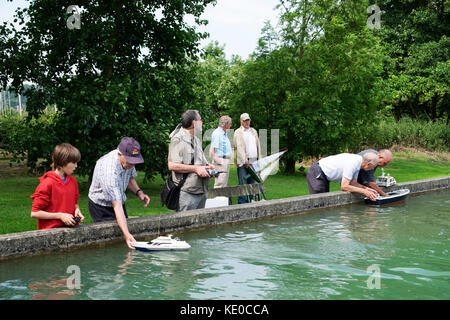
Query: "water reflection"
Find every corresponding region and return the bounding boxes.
[144,249,201,299]
[28,275,80,300]
[83,238,214,299]
[338,206,394,243]
[84,250,134,299]
[0,190,448,300]
[185,228,276,300]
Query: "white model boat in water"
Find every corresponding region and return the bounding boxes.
[364,188,410,206]
[130,234,191,252]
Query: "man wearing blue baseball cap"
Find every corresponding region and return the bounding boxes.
[88,137,150,249]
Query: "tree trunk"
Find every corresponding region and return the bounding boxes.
[284,157,296,174]
[104,0,123,79]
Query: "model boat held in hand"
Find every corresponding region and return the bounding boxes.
[130,234,191,252]
[364,188,410,206]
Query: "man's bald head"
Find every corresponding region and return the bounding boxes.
[378,149,393,166]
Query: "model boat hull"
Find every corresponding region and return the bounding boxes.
[364,189,410,206]
[131,241,191,252]
[130,235,191,252]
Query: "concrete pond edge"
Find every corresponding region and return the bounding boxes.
[1,175,449,260]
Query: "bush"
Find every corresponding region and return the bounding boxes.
[0,112,28,160]
[364,116,450,151]
[0,111,61,172]
[1,112,448,176]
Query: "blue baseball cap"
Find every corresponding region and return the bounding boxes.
[118,137,144,164]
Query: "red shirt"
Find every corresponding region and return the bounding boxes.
[30,171,80,230]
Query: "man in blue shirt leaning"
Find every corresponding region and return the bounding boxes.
[357,149,393,197]
[210,115,233,188]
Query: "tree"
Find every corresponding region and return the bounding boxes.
[192,41,231,125]
[0,0,215,178]
[255,20,281,57]
[228,0,386,173]
[376,0,449,121]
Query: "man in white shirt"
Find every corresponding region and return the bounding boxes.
[233,113,261,204]
[306,153,379,201]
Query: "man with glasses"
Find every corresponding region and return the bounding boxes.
[357,149,393,197]
[168,109,215,211]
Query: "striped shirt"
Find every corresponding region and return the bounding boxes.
[88,150,138,207]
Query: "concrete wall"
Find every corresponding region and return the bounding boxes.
[1,176,449,260]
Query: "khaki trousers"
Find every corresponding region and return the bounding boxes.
[212,158,230,188]
[178,191,207,212]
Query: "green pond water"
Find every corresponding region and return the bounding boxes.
[1,190,449,300]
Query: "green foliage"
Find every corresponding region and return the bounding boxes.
[0,0,215,180]
[1,0,448,178]
[190,41,250,143]
[227,0,386,173]
[377,0,450,121]
[363,116,450,151]
[192,41,231,125]
[0,111,61,172]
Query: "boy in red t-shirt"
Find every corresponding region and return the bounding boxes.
[30,143,84,229]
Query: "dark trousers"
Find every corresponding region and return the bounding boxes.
[306,162,330,194]
[88,199,128,222]
[237,166,257,204]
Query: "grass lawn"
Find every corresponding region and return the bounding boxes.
[0,149,449,235]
